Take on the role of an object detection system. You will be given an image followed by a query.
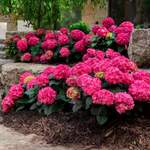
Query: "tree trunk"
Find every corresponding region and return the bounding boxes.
[51,0,61,30]
[134,0,144,25]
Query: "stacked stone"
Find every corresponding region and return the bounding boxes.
[128,29,150,68]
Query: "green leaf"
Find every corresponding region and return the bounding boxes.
[91,43,97,48]
[91,36,98,42]
[91,106,107,116]
[102,80,109,88]
[72,101,82,112]
[57,89,69,102]
[43,103,64,116]
[16,98,35,104]
[49,80,59,86]
[30,103,37,110]
[30,44,42,56]
[16,106,25,112]
[91,107,101,115]
[36,101,42,106]
[106,40,113,46]
[96,115,108,125]
[118,47,124,53]
[85,97,92,110]
[25,86,39,99]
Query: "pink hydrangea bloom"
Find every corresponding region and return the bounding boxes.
[105,67,123,84]
[45,32,55,40]
[74,40,85,52]
[102,17,115,29]
[108,25,117,32]
[41,41,47,50]
[77,75,101,95]
[83,34,93,46]
[116,33,130,45]
[27,78,37,89]
[36,74,49,87]
[121,73,134,85]
[76,74,92,87]
[47,39,57,49]
[40,54,47,63]
[60,47,70,57]
[21,53,32,62]
[8,84,24,100]
[115,26,132,34]
[132,70,150,84]
[32,55,40,62]
[97,27,109,38]
[82,54,90,61]
[60,27,68,34]
[53,64,70,80]
[12,34,21,43]
[58,34,69,46]
[83,57,100,70]
[93,59,112,73]
[28,36,39,46]
[111,56,137,72]
[36,28,45,36]
[106,48,121,59]
[45,50,53,60]
[25,32,35,40]
[41,39,57,50]
[129,80,150,101]
[70,62,92,76]
[92,89,114,106]
[1,96,14,112]
[96,50,105,60]
[17,39,28,52]
[92,25,100,34]
[87,48,97,57]
[42,66,55,76]
[114,92,134,114]
[119,21,134,32]
[38,87,56,104]
[70,29,85,41]
[19,71,33,84]
[66,76,77,86]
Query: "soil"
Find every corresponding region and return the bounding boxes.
[1,110,150,150]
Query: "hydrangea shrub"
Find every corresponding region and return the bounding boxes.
[2,48,150,125]
[4,17,134,64]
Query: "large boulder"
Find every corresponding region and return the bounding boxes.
[128,29,150,67]
[0,63,49,87]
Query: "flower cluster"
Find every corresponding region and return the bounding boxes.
[92,17,134,54]
[2,84,24,112]
[5,17,134,64]
[3,18,150,125]
[2,47,150,117]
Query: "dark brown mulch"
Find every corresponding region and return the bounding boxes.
[1,110,150,150]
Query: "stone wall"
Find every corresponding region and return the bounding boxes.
[6,31,30,39]
[82,0,108,26]
[128,29,150,67]
[0,15,17,31]
[0,63,49,87]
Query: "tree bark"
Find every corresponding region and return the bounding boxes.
[134,0,144,25]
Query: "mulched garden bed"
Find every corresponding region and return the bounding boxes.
[1,110,150,150]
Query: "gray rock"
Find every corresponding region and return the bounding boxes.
[0,59,14,72]
[128,29,150,67]
[0,51,6,59]
[0,44,5,51]
[0,62,49,87]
